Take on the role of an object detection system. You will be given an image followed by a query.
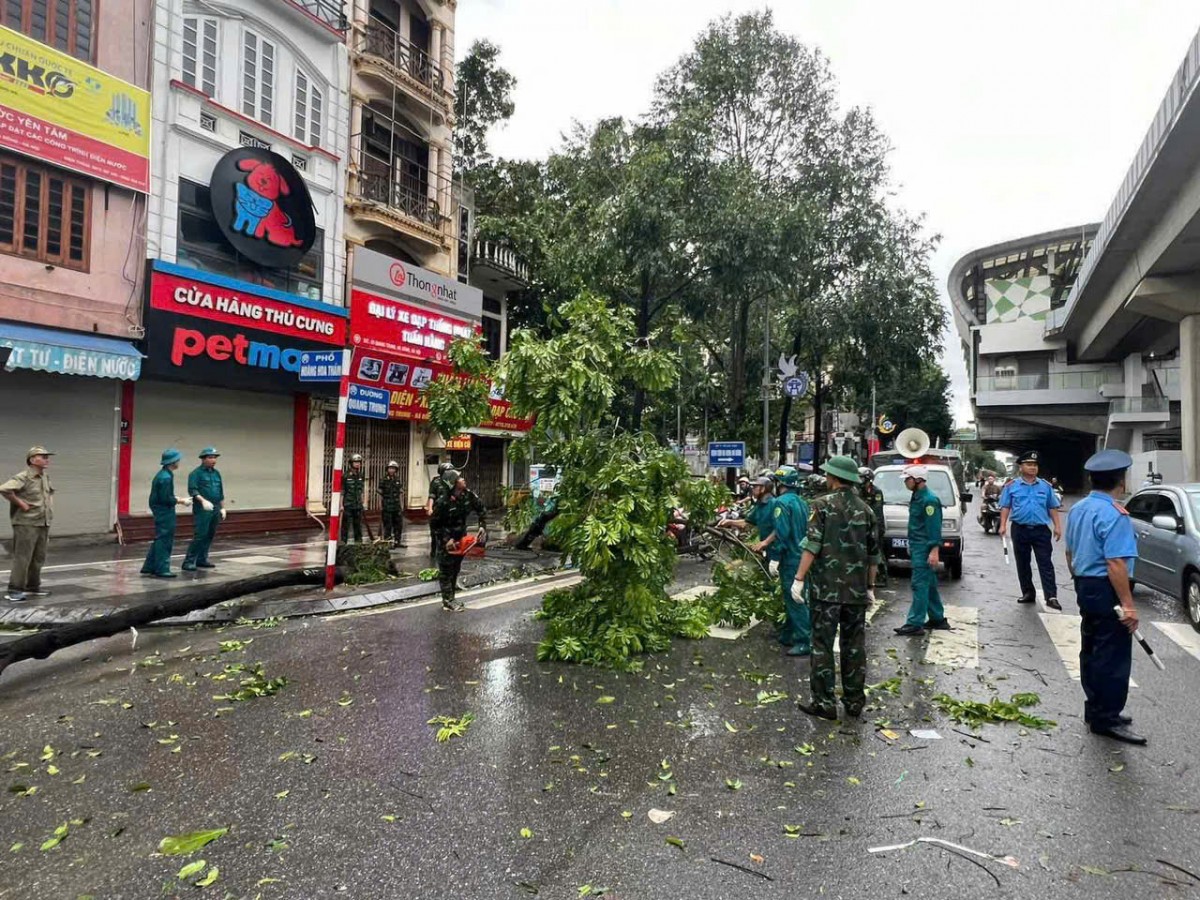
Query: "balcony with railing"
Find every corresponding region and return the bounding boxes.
[974,367,1122,406]
[348,145,453,245]
[285,0,347,32]
[473,240,530,284]
[355,19,448,105]
[1109,396,1171,415]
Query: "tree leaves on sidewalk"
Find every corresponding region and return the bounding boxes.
[932,692,1056,730]
[157,827,229,856]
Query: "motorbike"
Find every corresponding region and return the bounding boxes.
[978,497,1001,535]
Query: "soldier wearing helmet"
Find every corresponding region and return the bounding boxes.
[859,466,888,587]
[378,459,406,547]
[341,453,366,544]
[425,460,454,560]
[183,447,225,571]
[430,469,487,610]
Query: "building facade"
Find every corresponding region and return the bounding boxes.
[0,0,153,538]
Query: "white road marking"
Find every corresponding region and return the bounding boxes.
[924,605,979,668]
[466,576,583,610]
[223,555,292,565]
[1152,622,1200,664]
[1038,611,1137,687]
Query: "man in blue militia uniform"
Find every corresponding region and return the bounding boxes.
[999,449,1064,610]
[141,449,187,578]
[894,465,950,636]
[765,466,812,657]
[183,448,225,571]
[1065,449,1145,745]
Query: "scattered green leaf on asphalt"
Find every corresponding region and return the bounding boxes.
[1109,763,1125,773]
[725,778,742,791]
[965,757,975,768]
[275,790,289,800]
[71,774,85,785]
[10,842,23,852]
[267,838,289,853]
[130,782,151,792]
[1081,865,1110,877]
[158,827,229,856]
[724,721,738,733]
[847,776,861,786]
[39,745,54,761]
[520,828,533,839]
[794,743,815,756]
[783,825,803,838]
[665,836,685,850]
[381,815,397,823]
[595,696,615,705]
[427,713,475,742]
[211,663,287,702]
[45,765,59,776]
[755,690,788,705]
[218,639,251,653]
[39,822,70,851]
[418,568,439,581]
[177,860,206,880]
[195,867,219,887]
[932,692,1056,730]
[866,677,902,696]
[297,709,313,718]
[999,817,1021,827]
[621,811,632,819]
[337,694,354,707]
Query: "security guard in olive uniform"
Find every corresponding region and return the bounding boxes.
[141,448,188,578]
[183,448,225,571]
[894,464,949,635]
[764,466,811,657]
[426,461,453,559]
[1065,448,1145,745]
[1,446,56,602]
[431,469,487,610]
[341,453,366,544]
[378,460,406,547]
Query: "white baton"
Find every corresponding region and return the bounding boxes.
[1114,606,1166,671]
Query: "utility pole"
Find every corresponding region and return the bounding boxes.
[762,295,771,469]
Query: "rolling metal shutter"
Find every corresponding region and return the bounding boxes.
[322,414,410,511]
[131,382,294,513]
[0,371,118,538]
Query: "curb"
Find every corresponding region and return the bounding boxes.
[0,550,563,629]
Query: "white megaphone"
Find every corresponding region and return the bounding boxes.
[895,427,930,460]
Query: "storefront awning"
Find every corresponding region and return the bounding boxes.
[0,323,143,380]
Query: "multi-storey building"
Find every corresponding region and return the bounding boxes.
[119,0,352,538]
[0,0,154,538]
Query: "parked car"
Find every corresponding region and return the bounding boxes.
[873,464,968,579]
[1125,484,1200,631]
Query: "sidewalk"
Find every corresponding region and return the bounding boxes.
[0,529,561,628]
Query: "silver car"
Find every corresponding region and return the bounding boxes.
[1125,485,1200,631]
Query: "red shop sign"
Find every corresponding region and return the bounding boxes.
[350,288,479,364]
[150,264,347,346]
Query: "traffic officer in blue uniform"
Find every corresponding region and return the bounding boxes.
[140,448,188,579]
[183,447,225,571]
[999,449,1064,610]
[894,465,949,636]
[1065,448,1145,745]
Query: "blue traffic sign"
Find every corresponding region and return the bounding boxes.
[299,350,343,382]
[783,372,810,398]
[347,384,389,419]
[708,441,746,468]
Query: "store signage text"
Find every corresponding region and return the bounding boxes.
[170,327,309,372]
[350,288,477,365]
[353,247,483,320]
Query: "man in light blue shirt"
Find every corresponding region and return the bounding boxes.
[1065,448,1143,746]
[999,450,1063,609]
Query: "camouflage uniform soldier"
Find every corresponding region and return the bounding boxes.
[793,455,881,721]
[378,460,406,547]
[859,467,889,587]
[425,461,453,560]
[430,469,487,610]
[341,454,365,544]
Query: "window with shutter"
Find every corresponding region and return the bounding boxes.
[182,16,218,96]
[0,153,91,270]
[242,29,276,127]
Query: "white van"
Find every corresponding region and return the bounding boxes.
[872,464,967,579]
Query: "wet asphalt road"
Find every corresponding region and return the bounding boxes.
[2,504,1200,900]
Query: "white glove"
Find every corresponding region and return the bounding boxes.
[768,560,780,577]
[220,508,227,521]
[866,589,876,604]
[198,497,214,512]
[791,580,806,603]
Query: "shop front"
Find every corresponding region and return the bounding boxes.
[120,261,348,539]
[0,325,143,538]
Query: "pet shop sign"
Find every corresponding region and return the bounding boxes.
[209,147,317,269]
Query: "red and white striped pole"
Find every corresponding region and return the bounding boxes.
[325,348,352,591]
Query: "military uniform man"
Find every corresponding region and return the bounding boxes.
[426,461,453,560]
[378,460,406,547]
[859,466,889,587]
[894,465,949,636]
[183,447,225,571]
[140,448,188,579]
[1,446,55,602]
[431,469,487,610]
[341,453,366,544]
[1065,449,1145,745]
[793,455,881,720]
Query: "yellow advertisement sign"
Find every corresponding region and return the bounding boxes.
[0,24,150,192]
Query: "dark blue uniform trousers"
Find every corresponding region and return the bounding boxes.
[1075,576,1132,728]
[1012,522,1057,600]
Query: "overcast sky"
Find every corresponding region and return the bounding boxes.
[457,0,1200,426]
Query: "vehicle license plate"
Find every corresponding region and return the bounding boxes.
[892,538,909,550]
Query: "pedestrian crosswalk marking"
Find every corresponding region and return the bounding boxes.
[1038,612,1137,687]
[466,575,583,610]
[924,605,979,668]
[224,555,288,565]
[1152,622,1200,664]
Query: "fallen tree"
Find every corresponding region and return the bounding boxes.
[0,567,341,678]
